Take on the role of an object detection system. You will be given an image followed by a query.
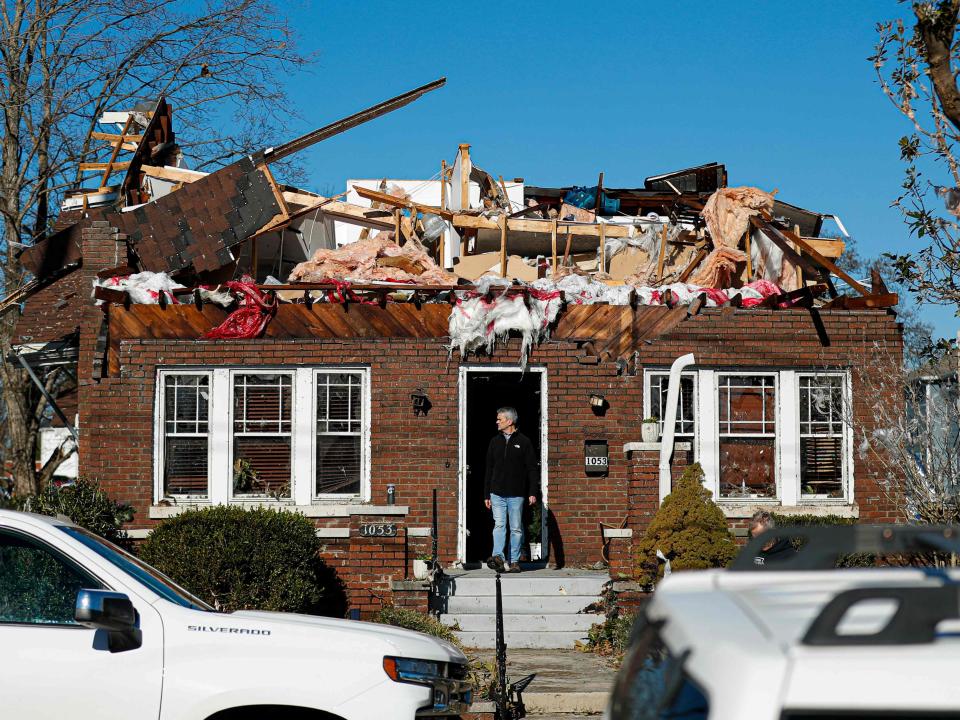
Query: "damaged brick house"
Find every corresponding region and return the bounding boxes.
[5,80,903,614]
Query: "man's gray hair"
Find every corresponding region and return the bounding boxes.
[750,510,774,530]
[497,407,518,425]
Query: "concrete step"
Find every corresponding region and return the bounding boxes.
[442,613,603,633]
[442,594,599,615]
[442,575,607,598]
[454,630,593,649]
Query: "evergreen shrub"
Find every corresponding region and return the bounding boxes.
[634,463,737,587]
[18,478,134,544]
[139,506,344,615]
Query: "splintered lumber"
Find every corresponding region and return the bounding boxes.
[499,214,508,277]
[802,237,844,259]
[678,245,710,282]
[822,293,898,309]
[99,114,134,189]
[452,213,633,238]
[757,213,868,296]
[656,224,668,280]
[252,193,393,239]
[265,77,446,164]
[80,162,131,172]
[551,219,558,274]
[352,185,454,220]
[91,131,143,143]
[139,165,207,184]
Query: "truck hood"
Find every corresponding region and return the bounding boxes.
[229,610,467,663]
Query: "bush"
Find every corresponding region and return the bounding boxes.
[634,463,737,587]
[139,506,344,615]
[583,611,635,659]
[372,605,464,649]
[16,479,134,544]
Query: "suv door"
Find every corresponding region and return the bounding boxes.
[0,527,163,720]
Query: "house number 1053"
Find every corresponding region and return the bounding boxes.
[359,523,398,537]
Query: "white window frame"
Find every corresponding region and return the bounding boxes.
[154,370,213,502]
[310,368,371,503]
[645,368,853,506]
[155,366,371,506]
[643,370,698,440]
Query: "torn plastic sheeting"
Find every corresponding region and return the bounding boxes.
[93,271,184,306]
[201,282,277,340]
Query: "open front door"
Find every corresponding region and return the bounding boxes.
[458,367,547,565]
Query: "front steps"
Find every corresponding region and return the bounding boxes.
[435,568,608,649]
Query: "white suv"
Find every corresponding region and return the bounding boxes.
[608,525,960,719]
[0,509,471,719]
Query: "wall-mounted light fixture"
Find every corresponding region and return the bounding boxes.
[589,393,607,416]
[411,387,431,416]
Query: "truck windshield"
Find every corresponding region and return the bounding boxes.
[59,526,214,612]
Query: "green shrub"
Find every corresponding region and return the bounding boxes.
[583,611,635,659]
[17,479,134,544]
[372,605,464,648]
[634,463,737,587]
[139,506,344,615]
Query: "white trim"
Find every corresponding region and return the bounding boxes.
[696,369,718,497]
[209,369,231,504]
[408,527,433,537]
[715,371,780,501]
[778,370,800,506]
[457,365,548,565]
[315,528,350,538]
[718,503,859,519]
[154,370,214,503]
[149,503,408,519]
[293,369,314,506]
[602,528,633,538]
[311,368,371,502]
[623,441,693,453]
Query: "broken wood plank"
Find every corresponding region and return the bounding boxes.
[499,214,508,277]
[551,219,558,275]
[80,161,131,172]
[139,164,207,184]
[91,131,143,143]
[678,246,709,283]
[352,185,454,220]
[265,77,446,164]
[656,223,668,281]
[822,293,898,309]
[99,114,134,189]
[759,213,869,296]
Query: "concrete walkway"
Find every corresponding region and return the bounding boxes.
[467,648,616,715]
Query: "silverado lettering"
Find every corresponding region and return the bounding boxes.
[187,625,271,635]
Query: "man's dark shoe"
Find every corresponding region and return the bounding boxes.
[486,555,505,572]
[507,563,522,573]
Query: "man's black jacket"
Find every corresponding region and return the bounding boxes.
[484,431,539,500]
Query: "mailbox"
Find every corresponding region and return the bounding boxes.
[584,440,609,476]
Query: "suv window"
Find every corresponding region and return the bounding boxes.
[0,529,104,626]
[609,616,709,720]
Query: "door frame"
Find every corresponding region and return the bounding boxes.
[457,365,548,565]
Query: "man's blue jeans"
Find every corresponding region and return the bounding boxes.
[490,493,524,564]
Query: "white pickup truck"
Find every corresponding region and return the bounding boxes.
[0,509,472,720]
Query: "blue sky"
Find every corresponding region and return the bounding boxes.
[274,0,955,339]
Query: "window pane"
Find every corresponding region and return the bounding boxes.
[0,531,102,625]
[650,374,695,436]
[800,375,843,434]
[316,371,364,496]
[233,374,292,433]
[719,437,776,498]
[719,376,775,434]
[164,437,208,497]
[316,435,361,495]
[801,436,844,497]
[233,436,292,498]
[163,374,209,496]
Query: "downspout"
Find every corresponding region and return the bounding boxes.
[659,353,695,502]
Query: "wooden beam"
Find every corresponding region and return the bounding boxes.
[678,246,709,283]
[656,223,668,280]
[744,230,752,279]
[452,212,633,238]
[499,214,508,277]
[551,219,558,275]
[352,185,454,221]
[80,161,131,172]
[459,143,470,210]
[139,164,206,184]
[599,222,606,273]
[801,237,845,259]
[823,293,898,309]
[91,131,143,143]
[766,215,869,296]
[258,162,291,219]
[99,114,134,189]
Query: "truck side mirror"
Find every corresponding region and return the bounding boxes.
[75,589,142,652]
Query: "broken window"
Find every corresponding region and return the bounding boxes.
[799,374,845,498]
[232,373,292,499]
[718,375,777,499]
[315,372,364,496]
[161,373,210,498]
[646,372,696,437]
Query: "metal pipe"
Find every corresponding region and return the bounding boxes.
[658,353,695,502]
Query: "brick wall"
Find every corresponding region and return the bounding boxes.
[70,266,902,607]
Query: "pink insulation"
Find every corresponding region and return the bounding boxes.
[701,186,775,249]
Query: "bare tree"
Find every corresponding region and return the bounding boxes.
[0,0,309,496]
[871,1,960,310]
[847,342,960,524]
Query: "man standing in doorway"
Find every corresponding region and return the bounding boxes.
[484,407,538,573]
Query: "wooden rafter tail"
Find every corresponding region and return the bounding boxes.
[352,185,454,221]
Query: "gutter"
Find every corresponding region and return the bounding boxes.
[659,352,695,502]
